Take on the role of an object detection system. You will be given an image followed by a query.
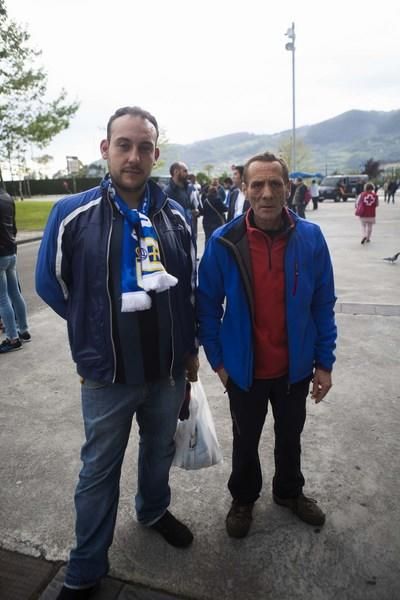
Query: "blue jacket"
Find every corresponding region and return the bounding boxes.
[36,178,197,383]
[197,210,337,390]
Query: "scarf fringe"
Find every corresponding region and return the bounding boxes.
[142,271,178,293]
[121,291,152,312]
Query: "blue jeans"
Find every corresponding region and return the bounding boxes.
[0,254,29,340]
[65,373,185,588]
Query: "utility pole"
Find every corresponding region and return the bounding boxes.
[285,22,296,172]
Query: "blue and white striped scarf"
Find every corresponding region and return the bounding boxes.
[105,177,178,312]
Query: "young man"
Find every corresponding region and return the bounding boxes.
[36,106,199,599]
[227,165,249,221]
[197,152,337,539]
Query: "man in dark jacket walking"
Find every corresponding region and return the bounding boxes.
[36,106,199,599]
[293,177,307,218]
[197,152,336,540]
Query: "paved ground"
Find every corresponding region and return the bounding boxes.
[1,199,400,600]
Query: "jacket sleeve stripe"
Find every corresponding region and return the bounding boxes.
[56,197,102,299]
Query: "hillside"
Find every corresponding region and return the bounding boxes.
[152,109,400,176]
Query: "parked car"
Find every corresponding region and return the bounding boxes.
[319,175,368,202]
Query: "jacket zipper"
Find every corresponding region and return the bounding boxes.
[152,204,176,386]
[293,260,299,295]
[284,226,297,385]
[106,192,117,383]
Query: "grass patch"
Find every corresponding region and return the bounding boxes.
[15,201,54,230]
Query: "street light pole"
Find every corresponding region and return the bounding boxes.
[285,22,296,172]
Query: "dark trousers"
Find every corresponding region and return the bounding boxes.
[227,375,310,504]
[296,204,306,218]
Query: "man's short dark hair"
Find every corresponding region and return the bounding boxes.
[169,162,181,176]
[224,177,233,185]
[107,106,159,141]
[233,165,244,178]
[243,152,289,184]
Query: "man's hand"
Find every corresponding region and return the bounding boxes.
[185,354,199,382]
[311,368,332,403]
[216,367,229,388]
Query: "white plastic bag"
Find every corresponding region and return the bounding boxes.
[172,379,223,470]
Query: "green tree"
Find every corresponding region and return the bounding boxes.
[0,0,79,182]
[363,158,381,180]
[203,164,214,178]
[151,128,169,174]
[278,136,312,173]
[196,172,210,186]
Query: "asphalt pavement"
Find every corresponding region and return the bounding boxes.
[1,198,400,600]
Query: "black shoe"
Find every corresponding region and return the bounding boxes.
[0,338,22,353]
[56,583,99,599]
[225,500,254,538]
[361,237,367,244]
[150,510,193,548]
[273,493,325,526]
[18,330,32,342]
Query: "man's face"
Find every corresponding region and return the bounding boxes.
[100,114,159,195]
[232,169,242,189]
[176,163,189,185]
[244,160,289,230]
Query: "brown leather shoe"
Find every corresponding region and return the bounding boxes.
[273,493,326,526]
[226,500,254,538]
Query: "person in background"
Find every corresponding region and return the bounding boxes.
[197,151,336,539]
[387,180,398,204]
[0,185,31,354]
[310,179,319,210]
[356,182,379,244]
[164,162,193,223]
[227,165,249,221]
[286,178,296,211]
[293,177,307,218]
[336,180,346,202]
[188,174,201,241]
[200,179,227,244]
[223,176,233,206]
[36,106,198,600]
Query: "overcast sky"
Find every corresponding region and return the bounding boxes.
[6,0,400,174]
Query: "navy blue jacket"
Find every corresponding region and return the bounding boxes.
[36,178,197,383]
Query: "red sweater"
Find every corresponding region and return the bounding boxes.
[246,211,293,379]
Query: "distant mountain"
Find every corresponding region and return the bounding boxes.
[152,109,400,176]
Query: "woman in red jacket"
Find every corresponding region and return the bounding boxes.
[355,183,379,244]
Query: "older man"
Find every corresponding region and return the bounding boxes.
[197,151,337,539]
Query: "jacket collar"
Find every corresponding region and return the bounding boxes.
[101,174,168,215]
[221,206,297,245]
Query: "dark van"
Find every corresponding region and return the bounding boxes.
[319,175,368,202]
